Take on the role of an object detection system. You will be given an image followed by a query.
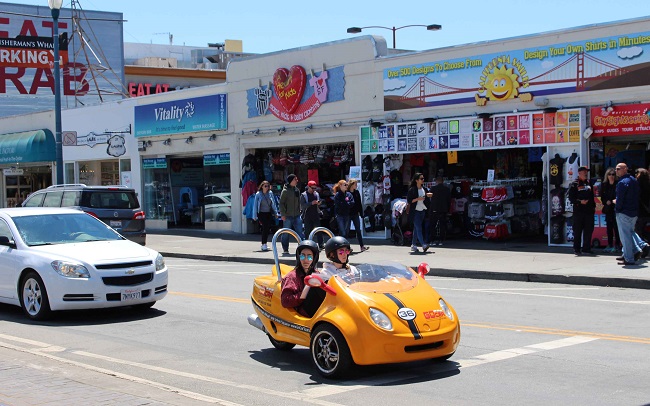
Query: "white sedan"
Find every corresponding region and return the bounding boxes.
[0,207,168,320]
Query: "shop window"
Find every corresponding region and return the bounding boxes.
[143,166,172,221]
[204,163,231,222]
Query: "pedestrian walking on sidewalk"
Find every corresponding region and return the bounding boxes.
[613,163,647,265]
[333,179,354,239]
[348,179,369,252]
[300,181,323,249]
[252,180,278,252]
[279,174,305,255]
[406,172,430,253]
[568,166,595,255]
[600,167,620,253]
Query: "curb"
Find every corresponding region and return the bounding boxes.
[160,252,650,290]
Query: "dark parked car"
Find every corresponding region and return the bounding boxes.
[22,184,146,245]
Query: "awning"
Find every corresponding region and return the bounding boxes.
[0,129,56,164]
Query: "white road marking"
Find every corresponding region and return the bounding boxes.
[455,335,599,369]
[0,333,599,401]
[438,287,650,305]
[0,339,242,405]
[292,335,599,398]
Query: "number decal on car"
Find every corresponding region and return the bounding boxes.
[397,307,416,321]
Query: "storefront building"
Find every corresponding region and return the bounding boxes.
[224,16,650,246]
[133,89,234,231]
[2,14,649,248]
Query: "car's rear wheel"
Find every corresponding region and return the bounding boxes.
[20,271,51,321]
[310,324,353,378]
[267,334,295,351]
[217,213,228,222]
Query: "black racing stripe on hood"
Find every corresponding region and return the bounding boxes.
[384,293,422,340]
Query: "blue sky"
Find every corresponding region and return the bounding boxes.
[12,0,650,54]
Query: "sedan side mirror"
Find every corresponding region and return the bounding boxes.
[0,236,17,249]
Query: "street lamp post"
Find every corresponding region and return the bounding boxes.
[49,0,64,184]
[346,24,442,49]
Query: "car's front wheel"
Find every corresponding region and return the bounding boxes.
[310,324,353,378]
[267,334,295,351]
[20,271,51,321]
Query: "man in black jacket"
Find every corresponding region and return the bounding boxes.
[428,177,451,246]
[568,166,595,255]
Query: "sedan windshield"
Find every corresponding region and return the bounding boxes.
[13,213,124,246]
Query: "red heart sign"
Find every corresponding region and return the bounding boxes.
[273,65,306,114]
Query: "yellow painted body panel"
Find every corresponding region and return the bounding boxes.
[251,263,460,366]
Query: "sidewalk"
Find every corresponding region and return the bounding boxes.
[148,229,650,290]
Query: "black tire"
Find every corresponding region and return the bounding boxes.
[592,239,601,248]
[268,334,295,351]
[19,271,51,321]
[310,324,353,379]
[217,213,229,222]
[433,351,455,362]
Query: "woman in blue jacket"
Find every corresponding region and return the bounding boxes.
[252,181,278,251]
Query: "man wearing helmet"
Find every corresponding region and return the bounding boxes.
[281,240,323,317]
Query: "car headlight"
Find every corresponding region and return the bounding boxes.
[51,260,89,278]
[155,253,166,271]
[369,307,393,331]
[439,299,454,321]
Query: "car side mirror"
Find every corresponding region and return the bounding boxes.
[304,274,336,296]
[0,236,17,249]
[418,263,430,278]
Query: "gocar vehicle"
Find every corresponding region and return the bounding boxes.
[248,229,460,378]
[22,184,146,245]
[0,207,168,320]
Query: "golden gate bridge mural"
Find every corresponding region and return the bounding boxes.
[394,52,630,108]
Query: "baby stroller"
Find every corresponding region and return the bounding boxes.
[391,199,412,246]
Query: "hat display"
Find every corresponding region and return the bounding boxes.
[578,166,589,172]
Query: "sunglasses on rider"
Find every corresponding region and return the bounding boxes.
[299,254,314,261]
[337,248,350,254]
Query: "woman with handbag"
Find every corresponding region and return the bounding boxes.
[333,179,354,239]
[600,167,620,253]
[252,181,278,252]
[406,172,430,253]
[348,179,369,252]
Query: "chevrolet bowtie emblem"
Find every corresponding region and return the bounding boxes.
[125,269,135,275]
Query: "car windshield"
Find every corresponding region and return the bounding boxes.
[321,262,418,293]
[13,213,124,246]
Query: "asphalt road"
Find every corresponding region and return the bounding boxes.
[0,258,648,405]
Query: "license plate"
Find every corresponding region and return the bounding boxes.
[121,288,141,302]
[110,220,122,228]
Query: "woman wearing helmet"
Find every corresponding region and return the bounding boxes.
[280,240,321,317]
[322,236,359,278]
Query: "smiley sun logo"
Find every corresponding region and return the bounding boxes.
[475,59,533,106]
[485,65,519,101]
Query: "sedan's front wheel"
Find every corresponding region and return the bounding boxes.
[310,324,353,378]
[20,271,51,321]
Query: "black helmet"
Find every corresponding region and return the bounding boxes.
[296,240,320,274]
[324,236,352,264]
